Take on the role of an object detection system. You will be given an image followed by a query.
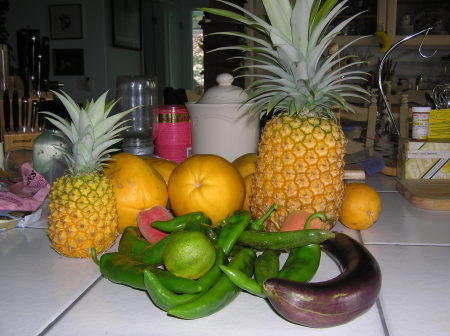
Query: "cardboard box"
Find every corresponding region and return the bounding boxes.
[397,141,450,179]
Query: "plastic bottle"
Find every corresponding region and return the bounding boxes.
[411,106,431,141]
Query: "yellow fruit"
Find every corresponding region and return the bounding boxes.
[242,173,253,211]
[104,153,168,232]
[232,153,257,178]
[163,230,216,279]
[375,31,392,53]
[48,173,118,258]
[168,154,245,225]
[46,91,131,258]
[251,115,346,232]
[339,183,382,230]
[142,156,177,185]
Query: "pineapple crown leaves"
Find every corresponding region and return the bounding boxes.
[200,0,369,119]
[41,90,135,174]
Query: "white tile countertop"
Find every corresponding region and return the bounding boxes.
[1,173,450,336]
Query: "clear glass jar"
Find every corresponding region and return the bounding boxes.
[32,129,69,185]
[116,76,158,156]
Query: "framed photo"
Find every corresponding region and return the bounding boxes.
[53,49,84,76]
[49,4,83,39]
[112,0,141,50]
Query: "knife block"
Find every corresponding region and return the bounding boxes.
[1,92,53,153]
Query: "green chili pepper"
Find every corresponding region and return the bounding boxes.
[248,204,278,231]
[219,265,266,297]
[144,247,226,311]
[167,247,256,319]
[205,227,219,244]
[151,212,212,233]
[254,250,280,286]
[216,211,251,256]
[118,226,171,266]
[195,247,226,292]
[237,228,335,250]
[277,244,321,282]
[90,249,201,294]
[144,271,195,311]
[278,213,325,282]
[218,213,327,298]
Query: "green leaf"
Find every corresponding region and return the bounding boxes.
[311,0,340,31]
[52,90,83,127]
[267,92,289,112]
[261,0,292,39]
[291,0,314,55]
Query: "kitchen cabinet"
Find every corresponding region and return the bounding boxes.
[386,0,450,47]
[245,0,449,50]
[333,0,384,47]
[334,0,450,47]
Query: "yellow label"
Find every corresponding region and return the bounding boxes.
[404,158,450,179]
[428,109,450,139]
[397,141,450,179]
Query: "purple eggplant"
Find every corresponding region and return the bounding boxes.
[263,232,381,328]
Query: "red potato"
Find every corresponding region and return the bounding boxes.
[137,206,173,244]
[280,211,323,231]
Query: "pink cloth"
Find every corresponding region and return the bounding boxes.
[0,163,50,211]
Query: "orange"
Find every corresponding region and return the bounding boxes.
[141,156,177,185]
[168,154,245,225]
[242,173,253,211]
[104,153,168,232]
[339,183,382,230]
[232,153,257,178]
[163,231,216,279]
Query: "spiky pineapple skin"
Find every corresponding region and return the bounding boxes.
[250,113,347,231]
[48,172,119,258]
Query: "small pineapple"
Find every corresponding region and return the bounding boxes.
[202,0,367,230]
[45,91,132,258]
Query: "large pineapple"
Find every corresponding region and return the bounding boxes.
[45,91,132,257]
[202,0,367,230]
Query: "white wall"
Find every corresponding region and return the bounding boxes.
[6,0,142,103]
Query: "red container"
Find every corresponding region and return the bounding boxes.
[154,105,192,163]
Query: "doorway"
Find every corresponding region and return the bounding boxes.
[142,0,208,101]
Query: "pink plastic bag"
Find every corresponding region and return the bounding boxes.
[0,163,50,212]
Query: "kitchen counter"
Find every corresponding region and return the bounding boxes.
[1,173,450,336]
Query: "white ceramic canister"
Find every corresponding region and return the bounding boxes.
[185,73,260,162]
[411,106,432,141]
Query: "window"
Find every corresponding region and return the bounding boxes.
[192,10,204,94]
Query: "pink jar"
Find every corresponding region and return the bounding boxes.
[154,105,192,163]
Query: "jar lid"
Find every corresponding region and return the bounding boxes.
[412,106,432,112]
[197,73,248,104]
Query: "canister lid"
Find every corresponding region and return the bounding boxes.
[197,73,248,104]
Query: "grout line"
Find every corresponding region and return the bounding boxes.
[376,298,391,336]
[357,230,364,243]
[362,242,450,247]
[38,276,103,336]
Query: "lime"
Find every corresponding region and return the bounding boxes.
[163,231,216,279]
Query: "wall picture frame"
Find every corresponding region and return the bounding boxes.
[53,49,84,76]
[112,0,142,50]
[49,4,83,39]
